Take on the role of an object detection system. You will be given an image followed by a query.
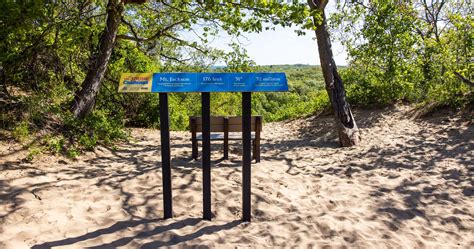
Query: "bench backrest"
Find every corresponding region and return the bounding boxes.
[189,116,262,132]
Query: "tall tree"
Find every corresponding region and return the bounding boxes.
[307,0,360,146]
[70,0,124,119]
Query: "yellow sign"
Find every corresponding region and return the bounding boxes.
[119,73,153,92]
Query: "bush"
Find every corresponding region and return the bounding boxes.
[64,109,127,151]
[12,121,29,143]
[45,135,65,154]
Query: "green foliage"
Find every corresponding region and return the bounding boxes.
[0,0,319,158]
[67,149,80,159]
[26,146,42,162]
[332,1,473,107]
[65,109,127,150]
[44,135,65,154]
[12,121,29,143]
[3,0,471,161]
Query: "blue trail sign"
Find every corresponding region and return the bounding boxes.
[118,71,287,222]
[119,72,288,93]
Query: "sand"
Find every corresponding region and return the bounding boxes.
[1,106,473,248]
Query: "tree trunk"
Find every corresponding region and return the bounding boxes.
[308,0,360,146]
[70,0,123,119]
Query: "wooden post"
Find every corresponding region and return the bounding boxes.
[242,92,252,221]
[159,93,173,219]
[252,139,256,161]
[190,117,198,160]
[223,117,229,160]
[202,92,212,220]
[255,116,261,163]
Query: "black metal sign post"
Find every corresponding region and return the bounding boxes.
[242,92,252,222]
[202,92,212,220]
[121,72,287,222]
[159,93,173,219]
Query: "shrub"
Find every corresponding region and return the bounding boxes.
[12,121,29,143]
[64,109,127,151]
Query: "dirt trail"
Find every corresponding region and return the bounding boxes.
[1,106,473,248]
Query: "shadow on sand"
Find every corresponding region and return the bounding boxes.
[32,218,241,248]
[1,108,472,247]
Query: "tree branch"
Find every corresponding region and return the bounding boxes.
[117,20,186,42]
[162,32,208,54]
[121,17,140,41]
[159,53,192,63]
[454,72,474,87]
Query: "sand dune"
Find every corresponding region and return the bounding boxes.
[1,106,473,248]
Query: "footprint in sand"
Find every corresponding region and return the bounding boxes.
[341,231,358,243]
[316,222,336,238]
[326,200,337,211]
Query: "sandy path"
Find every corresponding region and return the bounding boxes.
[1,106,473,248]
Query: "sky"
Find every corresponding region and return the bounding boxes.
[200,1,348,66]
[207,26,349,66]
[181,2,348,66]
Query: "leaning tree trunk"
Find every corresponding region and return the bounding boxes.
[70,0,123,119]
[308,0,360,146]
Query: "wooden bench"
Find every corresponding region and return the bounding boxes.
[189,116,262,162]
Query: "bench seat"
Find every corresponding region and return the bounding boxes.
[190,116,262,162]
[196,132,256,141]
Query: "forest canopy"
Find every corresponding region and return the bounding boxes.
[0,0,472,158]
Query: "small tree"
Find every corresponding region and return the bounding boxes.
[308,0,360,146]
